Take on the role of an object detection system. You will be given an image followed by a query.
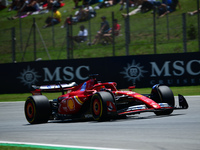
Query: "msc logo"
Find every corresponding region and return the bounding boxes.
[17,66,41,88]
[120,60,147,83]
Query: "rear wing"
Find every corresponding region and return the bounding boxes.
[31,82,77,95]
[32,82,77,90]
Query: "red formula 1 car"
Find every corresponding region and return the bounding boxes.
[24,74,188,124]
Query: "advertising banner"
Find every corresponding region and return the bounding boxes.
[0,52,199,93]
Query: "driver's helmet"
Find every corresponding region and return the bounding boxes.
[96,85,105,91]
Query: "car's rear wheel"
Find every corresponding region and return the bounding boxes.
[150,85,175,115]
[91,91,116,121]
[24,95,51,124]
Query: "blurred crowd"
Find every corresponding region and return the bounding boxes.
[2,0,198,45]
[6,0,65,20]
[3,0,197,22]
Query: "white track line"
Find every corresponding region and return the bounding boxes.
[0,141,132,150]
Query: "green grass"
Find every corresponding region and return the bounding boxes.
[0,85,199,102]
[0,144,87,150]
[0,92,61,102]
[0,146,50,150]
[0,146,86,150]
[0,0,198,63]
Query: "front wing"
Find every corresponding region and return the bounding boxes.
[117,94,188,116]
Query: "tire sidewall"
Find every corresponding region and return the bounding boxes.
[25,97,36,124]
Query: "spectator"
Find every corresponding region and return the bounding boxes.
[121,0,158,17]
[188,8,200,16]
[73,6,87,22]
[62,6,89,26]
[134,0,144,6]
[94,0,117,10]
[121,0,162,17]
[121,5,142,17]
[61,3,96,27]
[119,0,134,11]
[73,3,96,22]
[61,17,72,28]
[73,25,88,43]
[73,0,87,9]
[90,16,110,45]
[43,8,61,28]
[158,0,181,18]
[162,0,181,10]
[105,0,117,6]
[141,0,161,13]
[83,2,96,19]
[103,19,121,43]
[46,0,64,10]
[73,0,80,9]
[20,0,40,12]
[8,0,25,11]
[7,0,40,20]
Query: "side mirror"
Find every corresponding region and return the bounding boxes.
[128,86,135,91]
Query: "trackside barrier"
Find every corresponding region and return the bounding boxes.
[0,52,199,93]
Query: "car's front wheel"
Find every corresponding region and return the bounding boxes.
[150,85,175,115]
[91,91,116,121]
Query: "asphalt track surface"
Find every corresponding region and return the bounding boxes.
[0,96,200,150]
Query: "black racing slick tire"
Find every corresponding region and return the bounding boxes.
[151,85,175,115]
[24,95,51,124]
[91,91,116,121]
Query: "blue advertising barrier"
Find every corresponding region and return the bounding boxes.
[0,52,199,93]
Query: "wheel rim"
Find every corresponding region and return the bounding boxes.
[26,102,34,119]
[93,99,101,116]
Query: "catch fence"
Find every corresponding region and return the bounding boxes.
[0,8,199,63]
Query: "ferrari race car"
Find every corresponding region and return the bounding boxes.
[24,74,188,124]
